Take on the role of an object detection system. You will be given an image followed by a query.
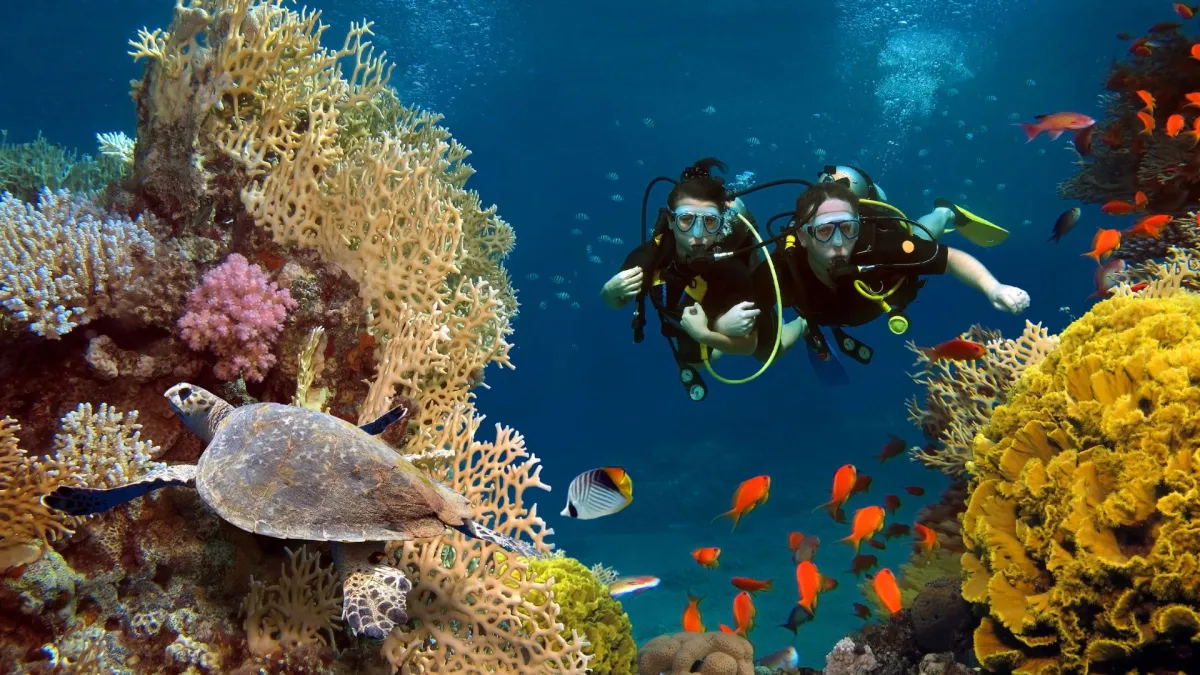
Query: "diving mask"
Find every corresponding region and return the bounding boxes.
[670,205,725,237]
[807,213,861,244]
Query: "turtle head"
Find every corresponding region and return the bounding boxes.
[165,383,233,444]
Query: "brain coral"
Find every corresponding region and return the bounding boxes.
[962,292,1200,674]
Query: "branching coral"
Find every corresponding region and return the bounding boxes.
[906,323,1059,475]
[0,131,125,202]
[243,546,342,656]
[1058,30,1200,216]
[0,417,81,570]
[962,284,1200,673]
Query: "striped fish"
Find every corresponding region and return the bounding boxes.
[561,467,633,519]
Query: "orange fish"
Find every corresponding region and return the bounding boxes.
[1101,200,1138,215]
[1135,90,1155,113]
[905,485,925,496]
[883,494,902,514]
[731,577,774,594]
[1178,3,1199,19]
[1134,191,1148,208]
[876,434,906,462]
[873,568,903,615]
[1186,93,1200,109]
[840,505,887,553]
[795,560,837,613]
[848,554,879,578]
[1083,228,1121,262]
[814,464,857,523]
[1137,111,1155,134]
[731,591,756,637]
[1017,112,1095,141]
[1167,114,1186,137]
[692,547,721,569]
[917,338,986,362]
[1129,214,1172,238]
[788,532,820,564]
[1193,43,1200,60]
[913,523,939,553]
[682,593,705,632]
[713,475,770,530]
[1189,118,1200,147]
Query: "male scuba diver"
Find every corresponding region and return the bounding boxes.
[601,158,762,401]
[816,164,1009,247]
[745,180,1030,377]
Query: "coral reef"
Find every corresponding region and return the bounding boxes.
[907,322,1059,475]
[0,131,126,202]
[824,637,877,675]
[0,0,584,672]
[521,554,637,674]
[962,281,1200,673]
[638,631,755,675]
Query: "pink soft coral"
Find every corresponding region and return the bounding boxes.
[177,253,297,382]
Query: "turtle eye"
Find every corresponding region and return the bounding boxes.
[177,386,192,400]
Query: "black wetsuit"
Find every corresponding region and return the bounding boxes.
[621,230,755,363]
[752,222,948,358]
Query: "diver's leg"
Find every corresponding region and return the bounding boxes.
[915,207,955,241]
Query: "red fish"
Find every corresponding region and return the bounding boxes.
[840,505,886,553]
[1193,43,1200,60]
[713,475,770,530]
[848,554,879,578]
[865,538,886,551]
[1131,282,1150,292]
[731,591,756,637]
[1187,93,1200,109]
[850,474,873,496]
[873,568,903,615]
[1073,125,1094,157]
[682,593,705,632]
[814,464,856,523]
[795,561,837,613]
[883,494,902,514]
[692,547,721,569]
[1101,200,1139,216]
[1083,228,1121,262]
[904,486,926,496]
[1177,3,1199,19]
[1137,111,1155,134]
[913,523,939,553]
[1128,214,1171,238]
[1136,90,1155,113]
[1134,191,1148,209]
[876,434,907,462]
[731,577,774,594]
[1017,112,1095,141]
[852,602,872,620]
[1188,117,1200,147]
[1167,114,1186,138]
[917,338,986,362]
[882,522,911,538]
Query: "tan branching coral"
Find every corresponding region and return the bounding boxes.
[244,546,342,656]
[0,417,81,570]
[907,323,1059,475]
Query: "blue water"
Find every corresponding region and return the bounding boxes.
[0,0,1164,666]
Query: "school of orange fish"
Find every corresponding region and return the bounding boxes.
[680,437,944,642]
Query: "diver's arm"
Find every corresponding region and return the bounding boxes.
[779,317,808,353]
[601,267,643,309]
[945,247,1000,297]
[692,327,758,356]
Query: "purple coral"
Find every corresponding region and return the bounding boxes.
[177,253,296,382]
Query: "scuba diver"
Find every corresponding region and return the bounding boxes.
[816,164,1009,247]
[602,157,762,401]
[743,179,1030,379]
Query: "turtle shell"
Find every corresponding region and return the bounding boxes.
[195,403,471,541]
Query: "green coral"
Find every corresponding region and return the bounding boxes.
[0,131,126,202]
[523,555,636,675]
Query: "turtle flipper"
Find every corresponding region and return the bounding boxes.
[44,464,198,516]
[333,543,413,640]
[357,397,417,436]
[454,521,546,560]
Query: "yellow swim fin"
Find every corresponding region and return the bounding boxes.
[934,197,1009,247]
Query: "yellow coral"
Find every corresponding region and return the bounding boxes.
[963,291,1200,673]
[243,546,342,656]
[0,417,81,569]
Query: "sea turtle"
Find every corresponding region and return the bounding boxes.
[47,383,543,640]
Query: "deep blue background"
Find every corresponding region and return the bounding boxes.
[0,0,1164,665]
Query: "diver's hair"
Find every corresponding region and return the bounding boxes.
[793,181,860,228]
[667,157,729,209]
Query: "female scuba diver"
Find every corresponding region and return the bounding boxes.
[816,164,1009,247]
[601,158,762,401]
[743,180,1030,376]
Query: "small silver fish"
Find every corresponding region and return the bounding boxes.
[561,467,632,519]
[758,645,800,670]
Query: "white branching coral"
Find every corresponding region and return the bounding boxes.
[0,188,157,338]
[53,402,163,489]
[243,546,342,656]
[96,131,136,166]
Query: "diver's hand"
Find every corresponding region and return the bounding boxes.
[988,284,1030,314]
[714,301,760,337]
[680,305,710,340]
[603,267,643,302]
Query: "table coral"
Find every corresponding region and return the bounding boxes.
[963,286,1200,673]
